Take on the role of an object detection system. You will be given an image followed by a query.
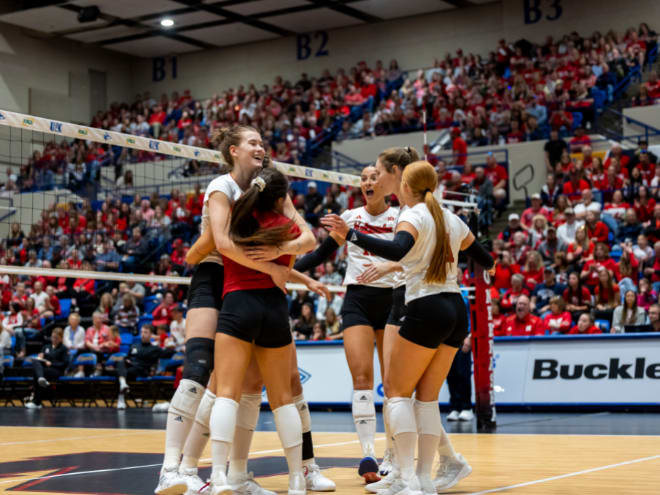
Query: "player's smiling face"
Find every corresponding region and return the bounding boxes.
[231,129,264,172]
[360,165,383,204]
[374,158,399,196]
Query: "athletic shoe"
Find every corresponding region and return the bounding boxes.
[116,396,127,410]
[229,471,277,495]
[458,410,474,422]
[379,448,394,476]
[359,456,380,483]
[153,401,170,413]
[73,370,85,378]
[209,470,232,495]
[119,381,130,393]
[179,467,207,495]
[433,454,472,491]
[446,410,460,421]
[376,477,409,495]
[303,463,336,491]
[25,402,42,409]
[37,377,49,388]
[155,467,188,495]
[366,468,399,493]
[288,471,306,495]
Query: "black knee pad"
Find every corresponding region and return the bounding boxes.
[182,337,214,387]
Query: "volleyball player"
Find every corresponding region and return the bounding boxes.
[155,125,322,495]
[323,161,494,494]
[294,165,398,482]
[206,166,313,495]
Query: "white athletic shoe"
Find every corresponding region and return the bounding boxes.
[179,467,207,495]
[153,401,170,413]
[376,476,414,495]
[38,377,49,388]
[230,471,277,495]
[458,410,474,422]
[288,471,306,495]
[304,463,336,491]
[367,467,399,493]
[25,402,42,409]
[433,454,472,491]
[155,467,188,495]
[116,396,127,410]
[209,470,233,495]
[446,410,460,421]
[379,448,394,476]
[73,370,85,378]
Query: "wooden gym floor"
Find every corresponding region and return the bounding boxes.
[0,410,659,494]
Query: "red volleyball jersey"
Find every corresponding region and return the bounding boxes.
[222,210,300,296]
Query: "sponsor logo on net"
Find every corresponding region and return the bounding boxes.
[50,121,62,133]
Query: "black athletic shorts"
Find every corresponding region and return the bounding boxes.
[340,285,393,331]
[386,285,407,327]
[187,262,224,311]
[217,287,292,348]
[400,292,468,349]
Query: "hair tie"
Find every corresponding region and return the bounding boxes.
[251,176,266,192]
[405,146,411,154]
[424,188,431,194]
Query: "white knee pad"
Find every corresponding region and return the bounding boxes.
[194,388,216,428]
[387,397,417,435]
[273,403,303,449]
[352,390,376,421]
[414,400,441,436]
[169,379,204,420]
[209,397,239,443]
[236,393,261,431]
[293,393,311,433]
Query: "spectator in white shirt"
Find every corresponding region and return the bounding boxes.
[556,207,584,246]
[169,306,186,351]
[63,313,86,352]
[573,189,602,220]
[29,281,49,313]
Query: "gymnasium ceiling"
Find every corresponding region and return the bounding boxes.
[0,0,493,58]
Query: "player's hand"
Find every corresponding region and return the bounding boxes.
[357,263,390,284]
[244,244,280,261]
[488,260,497,278]
[271,264,291,294]
[321,214,349,239]
[305,279,331,301]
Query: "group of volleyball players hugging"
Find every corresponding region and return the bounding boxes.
[153,125,495,495]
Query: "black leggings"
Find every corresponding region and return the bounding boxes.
[32,361,63,405]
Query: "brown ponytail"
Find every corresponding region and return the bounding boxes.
[229,167,296,246]
[378,146,420,174]
[401,161,451,284]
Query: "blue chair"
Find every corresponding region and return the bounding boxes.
[1,355,14,369]
[143,296,160,314]
[105,352,126,369]
[59,299,72,319]
[22,354,39,368]
[571,112,583,130]
[72,353,98,368]
[595,319,611,333]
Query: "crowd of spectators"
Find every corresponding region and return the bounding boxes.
[3,24,655,195]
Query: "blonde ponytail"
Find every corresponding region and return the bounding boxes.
[424,190,451,284]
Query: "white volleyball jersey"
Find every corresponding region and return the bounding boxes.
[200,173,244,265]
[341,206,400,288]
[398,203,470,304]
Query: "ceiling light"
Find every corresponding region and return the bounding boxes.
[160,18,175,28]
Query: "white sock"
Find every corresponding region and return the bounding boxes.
[227,393,261,482]
[383,395,395,453]
[119,376,127,389]
[273,403,304,476]
[437,423,458,462]
[180,389,215,472]
[414,400,441,482]
[163,379,204,470]
[352,390,376,457]
[294,393,314,466]
[210,397,239,484]
[387,397,417,481]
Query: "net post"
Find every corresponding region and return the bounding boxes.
[470,265,497,431]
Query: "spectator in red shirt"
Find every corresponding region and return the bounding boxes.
[500,274,530,313]
[152,291,177,327]
[604,144,630,171]
[566,225,594,265]
[562,169,590,200]
[593,267,619,320]
[522,250,544,289]
[581,242,618,288]
[564,271,592,320]
[493,250,520,290]
[500,295,544,336]
[521,193,551,229]
[634,185,656,223]
[568,313,602,335]
[585,210,609,244]
[170,239,188,268]
[543,296,572,334]
[569,126,591,153]
[451,127,468,166]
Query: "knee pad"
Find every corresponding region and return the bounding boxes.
[194,388,216,428]
[273,403,302,449]
[387,397,417,435]
[182,337,214,387]
[209,397,239,443]
[235,393,261,431]
[169,379,204,420]
[352,390,376,421]
[414,400,441,436]
[293,393,311,432]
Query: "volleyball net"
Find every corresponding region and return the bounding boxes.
[0,109,493,427]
